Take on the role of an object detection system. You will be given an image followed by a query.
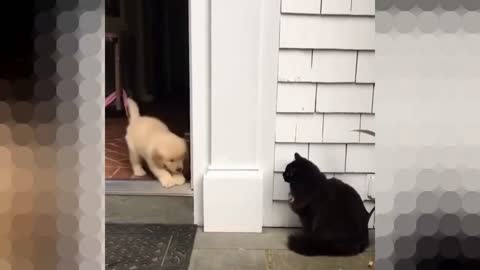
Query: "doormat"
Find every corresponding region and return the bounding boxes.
[106,224,197,270]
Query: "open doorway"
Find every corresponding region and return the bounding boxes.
[105,0,191,196]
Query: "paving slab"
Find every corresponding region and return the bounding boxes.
[193,227,296,250]
[188,249,267,270]
[270,249,374,270]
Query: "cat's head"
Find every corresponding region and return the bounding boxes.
[283,153,324,183]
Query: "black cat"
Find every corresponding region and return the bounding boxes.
[283,153,375,256]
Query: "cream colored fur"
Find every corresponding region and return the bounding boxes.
[125,98,187,188]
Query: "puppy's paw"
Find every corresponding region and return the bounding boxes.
[132,167,146,177]
[172,174,186,185]
[159,174,176,188]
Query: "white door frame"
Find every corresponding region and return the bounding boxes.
[189,0,281,229]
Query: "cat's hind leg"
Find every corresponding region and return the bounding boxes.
[287,233,365,257]
[299,215,314,232]
[287,233,320,256]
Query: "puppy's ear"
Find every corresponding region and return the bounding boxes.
[152,149,165,165]
[294,152,302,160]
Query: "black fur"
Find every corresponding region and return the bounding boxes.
[283,153,374,256]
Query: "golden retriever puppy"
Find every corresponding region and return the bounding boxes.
[125,98,187,188]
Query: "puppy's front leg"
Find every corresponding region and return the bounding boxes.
[128,150,146,177]
[125,138,145,177]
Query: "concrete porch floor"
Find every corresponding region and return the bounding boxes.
[189,229,375,270]
[106,195,375,270]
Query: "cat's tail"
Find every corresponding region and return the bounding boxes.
[368,207,375,221]
[287,233,368,257]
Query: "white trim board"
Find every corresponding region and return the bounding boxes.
[105,180,193,196]
[189,0,211,226]
[189,0,281,230]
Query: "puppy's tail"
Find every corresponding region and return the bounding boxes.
[126,98,140,122]
[287,233,368,257]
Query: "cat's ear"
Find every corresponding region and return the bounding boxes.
[294,152,302,160]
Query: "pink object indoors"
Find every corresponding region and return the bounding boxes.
[105,89,129,117]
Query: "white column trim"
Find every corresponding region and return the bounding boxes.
[190,0,281,231]
[189,0,211,226]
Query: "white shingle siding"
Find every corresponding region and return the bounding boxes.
[351,0,375,16]
[275,114,298,142]
[296,114,324,143]
[321,0,351,15]
[275,114,323,143]
[281,0,375,16]
[321,0,375,16]
[274,0,375,220]
[316,84,373,113]
[345,144,374,173]
[278,50,357,83]
[309,144,346,172]
[312,51,358,82]
[277,83,316,112]
[323,114,360,143]
[274,143,309,172]
[372,86,376,113]
[356,51,375,83]
[281,0,321,14]
[280,15,374,50]
[360,114,375,143]
[367,174,375,199]
[273,173,290,201]
[278,50,311,82]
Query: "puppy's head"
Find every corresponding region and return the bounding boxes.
[152,133,187,174]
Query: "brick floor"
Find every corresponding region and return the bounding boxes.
[105,118,155,180]
[105,117,191,181]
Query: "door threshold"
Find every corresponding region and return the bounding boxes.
[106,180,193,196]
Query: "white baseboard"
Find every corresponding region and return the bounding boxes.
[203,169,263,233]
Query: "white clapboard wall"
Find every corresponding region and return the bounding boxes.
[272,0,375,228]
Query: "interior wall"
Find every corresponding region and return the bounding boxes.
[105,0,190,102]
[148,0,190,98]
